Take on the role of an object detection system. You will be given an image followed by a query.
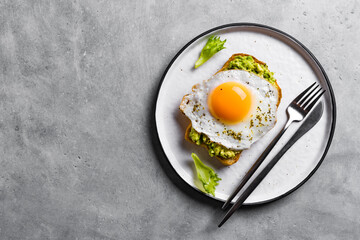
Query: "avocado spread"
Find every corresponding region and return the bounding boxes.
[225,55,276,84]
[189,127,240,159]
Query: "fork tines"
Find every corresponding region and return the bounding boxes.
[296,83,326,112]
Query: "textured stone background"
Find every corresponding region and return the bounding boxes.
[0,0,359,239]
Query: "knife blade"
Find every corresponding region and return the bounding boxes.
[218,102,324,227]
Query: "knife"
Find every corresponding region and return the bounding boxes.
[218,102,324,227]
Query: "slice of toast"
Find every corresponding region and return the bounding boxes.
[180,53,280,166]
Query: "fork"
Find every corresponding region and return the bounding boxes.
[219,82,325,226]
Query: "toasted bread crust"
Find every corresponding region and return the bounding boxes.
[180,53,281,166]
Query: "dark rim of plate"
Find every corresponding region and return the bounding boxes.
[154,22,337,205]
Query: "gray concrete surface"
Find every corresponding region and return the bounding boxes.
[0,0,359,239]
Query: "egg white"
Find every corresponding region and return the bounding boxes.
[180,70,280,151]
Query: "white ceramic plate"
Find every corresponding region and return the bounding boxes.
[155,23,336,205]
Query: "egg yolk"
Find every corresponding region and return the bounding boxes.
[208,82,252,124]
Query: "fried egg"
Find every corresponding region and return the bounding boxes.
[180,69,281,151]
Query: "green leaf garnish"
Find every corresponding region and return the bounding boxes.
[191,153,221,196]
[194,35,226,69]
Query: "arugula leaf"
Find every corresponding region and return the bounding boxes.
[194,35,226,69]
[191,153,221,196]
